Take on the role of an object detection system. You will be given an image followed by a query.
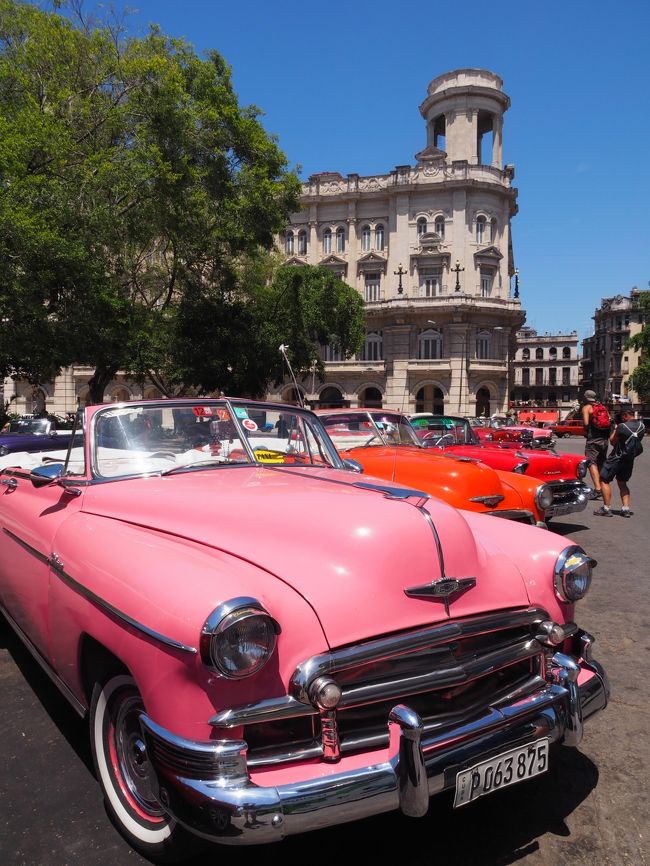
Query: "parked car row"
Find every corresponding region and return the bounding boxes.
[0,398,609,858]
[407,413,590,521]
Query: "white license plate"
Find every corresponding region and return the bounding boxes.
[453,739,550,807]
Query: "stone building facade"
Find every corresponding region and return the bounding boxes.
[511,327,580,413]
[581,290,647,408]
[273,68,525,416]
[1,367,165,418]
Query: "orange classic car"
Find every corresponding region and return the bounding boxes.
[316,409,553,526]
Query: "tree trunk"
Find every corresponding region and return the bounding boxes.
[87,366,117,405]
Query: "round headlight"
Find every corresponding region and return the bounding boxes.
[200,597,280,678]
[577,459,588,479]
[535,483,554,511]
[554,545,596,602]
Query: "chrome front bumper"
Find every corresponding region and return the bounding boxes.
[546,482,591,519]
[139,635,608,846]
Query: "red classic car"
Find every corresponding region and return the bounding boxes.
[472,419,555,449]
[0,398,608,858]
[551,419,587,438]
[408,414,590,520]
[316,408,553,525]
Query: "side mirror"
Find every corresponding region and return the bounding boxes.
[30,463,64,486]
[342,458,363,474]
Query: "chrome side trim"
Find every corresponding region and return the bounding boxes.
[49,561,197,655]
[3,527,50,565]
[0,603,87,716]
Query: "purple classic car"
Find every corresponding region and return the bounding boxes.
[0,398,609,859]
[0,416,81,456]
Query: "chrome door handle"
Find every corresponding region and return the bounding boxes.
[1,478,18,491]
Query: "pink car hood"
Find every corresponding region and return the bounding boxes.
[80,466,532,648]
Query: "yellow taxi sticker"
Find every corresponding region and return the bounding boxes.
[254,450,286,464]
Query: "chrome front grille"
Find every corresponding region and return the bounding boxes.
[211,608,550,769]
[545,480,589,517]
[547,480,585,503]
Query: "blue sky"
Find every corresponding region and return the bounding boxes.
[107,1,648,338]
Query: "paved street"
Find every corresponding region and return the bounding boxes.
[1,437,648,866]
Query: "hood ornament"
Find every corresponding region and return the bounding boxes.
[405,577,477,614]
[469,494,504,508]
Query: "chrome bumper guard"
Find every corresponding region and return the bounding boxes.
[139,630,608,846]
[545,482,591,519]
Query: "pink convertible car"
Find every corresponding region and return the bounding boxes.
[0,398,608,859]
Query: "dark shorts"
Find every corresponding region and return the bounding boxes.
[585,438,609,470]
[600,455,634,484]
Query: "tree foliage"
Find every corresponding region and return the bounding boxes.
[0,0,308,401]
[140,261,366,399]
[626,291,650,403]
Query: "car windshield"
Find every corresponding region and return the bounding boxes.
[320,411,421,450]
[91,401,342,478]
[8,418,51,434]
[409,415,479,446]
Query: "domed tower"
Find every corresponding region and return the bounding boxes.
[419,68,510,167]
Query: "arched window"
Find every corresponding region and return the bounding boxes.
[476,330,491,360]
[361,332,383,362]
[535,347,544,360]
[434,215,445,238]
[336,226,346,253]
[318,387,345,409]
[476,215,486,244]
[375,224,385,250]
[359,387,383,408]
[282,386,304,405]
[417,217,428,237]
[322,228,332,254]
[562,346,571,359]
[549,346,558,360]
[418,328,443,360]
[476,387,491,416]
[416,386,444,414]
[522,348,530,360]
[297,230,307,255]
[361,225,371,251]
[285,231,294,255]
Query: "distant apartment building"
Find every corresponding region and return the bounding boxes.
[511,327,579,413]
[275,68,525,417]
[581,290,647,407]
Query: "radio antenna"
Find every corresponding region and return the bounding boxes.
[279,344,305,408]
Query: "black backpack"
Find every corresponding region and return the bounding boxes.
[620,422,645,458]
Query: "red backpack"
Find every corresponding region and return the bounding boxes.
[591,403,611,430]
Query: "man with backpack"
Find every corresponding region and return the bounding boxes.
[593,405,645,517]
[581,389,612,499]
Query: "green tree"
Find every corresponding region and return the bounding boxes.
[0,0,301,402]
[139,261,366,399]
[626,291,650,403]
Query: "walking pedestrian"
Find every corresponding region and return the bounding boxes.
[593,405,645,517]
[581,389,611,499]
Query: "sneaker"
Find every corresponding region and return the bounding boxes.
[589,489,603,500]
[620,509,634,518]
[593,506,612,516]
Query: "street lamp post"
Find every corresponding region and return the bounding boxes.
[513,268,519,299]
[394,263,407,294]
[451,259,465,292]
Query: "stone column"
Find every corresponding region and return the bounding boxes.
[492,115,503,168]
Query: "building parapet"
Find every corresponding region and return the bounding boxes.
[302,161,512,198]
